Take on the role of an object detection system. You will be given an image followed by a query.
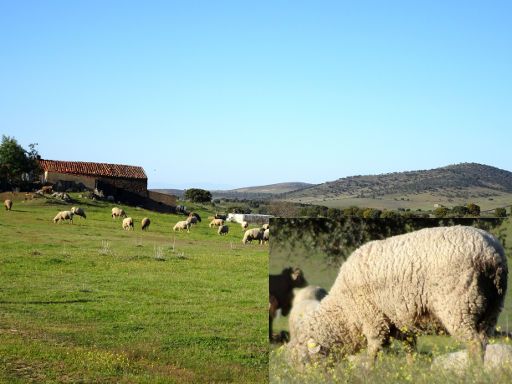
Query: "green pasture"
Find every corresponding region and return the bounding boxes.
[0,194,268,383]
[269,218,512,383]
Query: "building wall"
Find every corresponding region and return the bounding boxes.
[45,172,97,190]
[97,177,147,196]
[148,190,177,206]
[45,172,148,196]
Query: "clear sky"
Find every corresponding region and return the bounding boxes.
[1,1,511,189]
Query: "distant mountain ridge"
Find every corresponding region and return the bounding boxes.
[282,163,512,200]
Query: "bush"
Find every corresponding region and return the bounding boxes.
[184,188,212,203]
[466,203,481,216]
[495,207,507,218]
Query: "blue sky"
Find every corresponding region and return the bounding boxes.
[1,1,511,189]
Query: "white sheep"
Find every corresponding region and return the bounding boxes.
[187,216,198,225]
[262,228,270,244]
[71,206,86,219]
[4,199,12,211]
[111,207,127,219]
[286,226,508,368]
[289,286,328,340]
[122,217,134,230]
[209,218,224,227]
[173,220,191,233]
[141,217,150,231]
[242,228,264,244]
[241,221,249,230]
[218,225,229,235]
[53,210,74,224]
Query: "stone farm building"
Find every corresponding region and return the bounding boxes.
[39,159,176,212]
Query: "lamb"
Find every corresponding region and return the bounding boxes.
[209,218,224,228]
[122,217,134,230]
[289,286,328,340]
[262,228,270,245]
[173,220,191,233]
[218,225,229,235]
[242,228,264,244]
[269,267,308,340]
[111,207,127,219]
[53,210,74,224]
[71,206,86,219]
[241,221,249,230]
[141,217,150,231]
[4,199,12,211]
[286,226,508,368]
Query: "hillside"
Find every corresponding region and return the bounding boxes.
[152,182,314,201]
[281,163,512,210]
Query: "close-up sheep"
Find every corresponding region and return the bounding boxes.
[71,206,86,219]
[53,210,74,224]
[173,220,191,232]
[218,224,229,235]
[242,228,264,244]
[269,267,308,341]
[4,199,12,211]
[122,217,134,230]
[111,207,127,219]
[285,226,508,369]
[141,217,150,231]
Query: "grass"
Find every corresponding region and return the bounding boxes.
[0,193,268,383]
[269,218,512,383]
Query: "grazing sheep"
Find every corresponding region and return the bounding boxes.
[289,286,328,340]
[4,199,12,211]
[187,216,198,225]
[71,206,86,219]
[209,218,224,228]
[262,228,270,245]
[173,220,191,233]
[141,217,151,231]
[189,212,201,222]
[218,225,229,235]
[111,207,127,219]
[286,226,508,368]
[262,223,270,230]
[53,210,74,224]
[215,214,227,220]
[241,221,249,230]
[242,228,264,244]
[122,217,134,230]
[269,267,308,340]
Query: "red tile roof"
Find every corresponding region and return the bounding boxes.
[39,159,147,180]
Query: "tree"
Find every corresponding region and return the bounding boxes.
[0,135,41,189]
[466,203,481,216]
[184,188,212,203]
[433,207,449,218]
[451,205,469,217]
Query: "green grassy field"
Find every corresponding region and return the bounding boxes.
[269,218,512,383]
[0,193,268,383]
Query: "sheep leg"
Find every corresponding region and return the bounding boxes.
[362,322,387,363]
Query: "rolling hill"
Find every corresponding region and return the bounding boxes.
[280,163,512,210]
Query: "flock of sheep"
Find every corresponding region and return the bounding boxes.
[3,197,270,244]
[271,225,510,373]
[172,213,271,244]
